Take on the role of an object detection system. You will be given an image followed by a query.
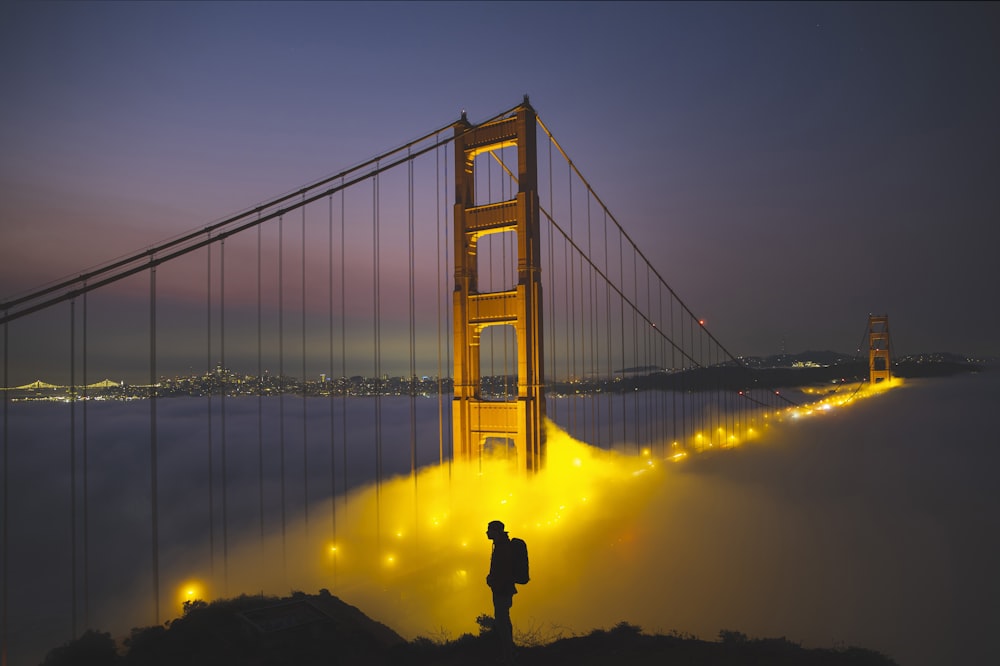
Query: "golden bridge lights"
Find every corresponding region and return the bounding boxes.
[778,377,903,421]
[669,441,688,462]
[175,579,207,612]
[293,385,905,640]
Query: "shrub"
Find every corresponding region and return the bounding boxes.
[42,629,120,666]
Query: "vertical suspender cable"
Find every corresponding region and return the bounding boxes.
[685,317,692,448]
[546,137,557,425]
[683,304,690,444]
[568,167,577,437]
[683,304,689,447]
[657,281,665,456]
[82,288,90,628]
[604,210,613,448]
[734,353,740,443]
[220,239,229,592]
[150,260,160,624]
[707,340,714,445]
[373,170,383,549]
[740,382,746,442]
[722,344,729,446]
[710,331,716,446]
[670,295,677,446]
[566,165,587,440]
[637,267,645,448]
[408,151,418,536]
[327,194,337,560]
[705,334,710,445]
[206,240,215,579]
[564,166,572,435]
[408,152,417,482]
[631,246,640,453]
[731,349,737,444]
[576,207,584,439]
[586,193,596,446]
[694,317,701,448]
[257,219,264,551]
[648,278,655,450]
[647,268,653,449]
[717,343,723,446]
[436,139,444,466]
[746,377,751,442]
[715,342,721,445]
[69,299,77,636]
[442,145,453,470]
[747,370,752,441]
[340,184,348,507]
[618,232,626,451]
[740,361,745,443]
[649,267,656,451]
[279,214,287,578]
[700,326,707,447]
[301,197,309,536]
[726,348,731,445]
[692,318,699,446]
[561,234,570,429]
[698,318,705,446]
[578,202,587,442]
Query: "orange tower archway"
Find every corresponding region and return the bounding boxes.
[868,314,891,384]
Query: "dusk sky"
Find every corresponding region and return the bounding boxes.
[2,1,999,362]
[2,5,1000,663]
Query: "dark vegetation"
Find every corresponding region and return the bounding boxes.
[41,591,898,666]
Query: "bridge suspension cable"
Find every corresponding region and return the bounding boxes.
[0,106,519,327]
[1,101,802,665]
[530,113,793,456]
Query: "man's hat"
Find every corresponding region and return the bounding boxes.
[487,520,506,534]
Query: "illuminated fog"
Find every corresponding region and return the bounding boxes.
[4,372,997,666]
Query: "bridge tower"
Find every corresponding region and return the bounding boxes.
[868,314,891,384]
[452,100,545,473]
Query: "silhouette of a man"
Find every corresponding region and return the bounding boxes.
[486,519,516,662]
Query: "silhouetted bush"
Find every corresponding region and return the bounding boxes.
[610,621,642,636]
[475,613,494,635]
[719,628,748,644]
[42,629,120,666]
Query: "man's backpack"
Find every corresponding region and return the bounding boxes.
[510,537,530,584]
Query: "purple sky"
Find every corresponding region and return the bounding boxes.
[2,1,998,364]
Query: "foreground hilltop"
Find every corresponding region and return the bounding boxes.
[42,590,897,666]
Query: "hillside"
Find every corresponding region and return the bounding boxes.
[41,591,898,666]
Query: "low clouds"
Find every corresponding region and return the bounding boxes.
[4,372,997,665]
